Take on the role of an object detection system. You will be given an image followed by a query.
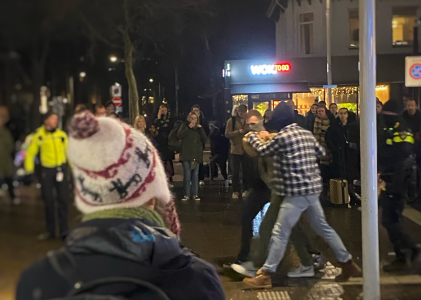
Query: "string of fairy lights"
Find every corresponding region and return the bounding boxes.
[231,85,390,108]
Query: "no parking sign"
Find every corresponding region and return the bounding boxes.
[406,56,421,87]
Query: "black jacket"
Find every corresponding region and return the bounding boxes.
[294,110,307,129]
[209,125,230,157]
[326,119,360,180]
[199,112,210,137]
[153,114,174,161]
[16,218,226,300]
[378,114,413,174]
[402,110,421,138]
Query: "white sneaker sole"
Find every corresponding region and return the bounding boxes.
[287,270,315,278]
[231,264,257,278]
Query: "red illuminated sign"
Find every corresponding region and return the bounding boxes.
[250,63,291,75]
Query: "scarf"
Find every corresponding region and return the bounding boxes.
[83,206,166,228]
[82,200,181,236]
[313,116,332,165]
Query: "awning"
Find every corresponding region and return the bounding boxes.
[230,83,311,94]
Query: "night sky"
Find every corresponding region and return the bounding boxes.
[177,0,275,115]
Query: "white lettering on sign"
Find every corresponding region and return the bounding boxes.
[250,63,291,75]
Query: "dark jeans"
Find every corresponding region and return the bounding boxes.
[237,181,270,262]
[40,167,69,237]
[380,192,417,260]
[0,177,15,201]
[253,193,314,268]
[210,155,228,180]
[199,163,205,181]
[232,154,251,193]
[182,161,200,197]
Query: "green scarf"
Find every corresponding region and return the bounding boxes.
[82,206,165,228]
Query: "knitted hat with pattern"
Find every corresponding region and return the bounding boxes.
[67,111,171,215]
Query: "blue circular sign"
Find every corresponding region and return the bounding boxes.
[410,64,421,79]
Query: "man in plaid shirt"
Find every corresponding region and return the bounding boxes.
[243,102,361,289]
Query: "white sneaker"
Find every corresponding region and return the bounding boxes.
[287,264,315,278]
[199,180,205,186]
[231,261,257,278]
[242,190,249,198]
[181,195,189,201]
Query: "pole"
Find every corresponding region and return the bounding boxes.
[174,66,179,116]
[359,0,380,299]
[326,0,333,106]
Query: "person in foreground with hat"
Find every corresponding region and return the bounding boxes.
[24,111,69,241]
[16,111,226,300]
[243,102,361,289]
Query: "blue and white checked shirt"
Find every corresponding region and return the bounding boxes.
[248,123,325,196]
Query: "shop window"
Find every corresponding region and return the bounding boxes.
[375,85,390,103]
[293,88,324,115]
[232,95,248,107]
[392,7,417,46]
[299,13,314,55]
[253,101,269,117]
[349,9,359,48]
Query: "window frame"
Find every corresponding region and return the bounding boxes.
[348,9,359,49]
[298,12,315,55]
[391,6,418,48]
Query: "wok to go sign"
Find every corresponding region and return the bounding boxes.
[250,63,291,75]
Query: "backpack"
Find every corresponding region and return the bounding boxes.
[168,127,182,153]
[47,249,170,300]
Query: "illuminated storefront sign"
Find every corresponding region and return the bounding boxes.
[250,63,291,75]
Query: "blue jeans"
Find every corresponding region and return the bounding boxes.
[182,161,200,197]
[262,193,352,272]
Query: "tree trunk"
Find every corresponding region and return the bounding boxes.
[123,32,139,124]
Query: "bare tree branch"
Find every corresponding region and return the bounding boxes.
[79,13,123,49]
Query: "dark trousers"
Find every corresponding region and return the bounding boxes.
[232,154,251,193]
[210,155,228,180]
[40,167,69,237]
[0,177,15,201]
[237,181,270,262]
[253,193,314,268]
[380,192,417,260]
[199,163,205,181]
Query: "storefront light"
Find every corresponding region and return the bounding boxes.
[250,63,291,75]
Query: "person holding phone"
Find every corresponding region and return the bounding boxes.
[177,112,207,201]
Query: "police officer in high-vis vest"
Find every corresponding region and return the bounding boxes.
[378,99,419,272]
[24,112,69,241]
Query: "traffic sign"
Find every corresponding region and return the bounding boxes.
[405,56,421,87]
[323,84,337,89]
[111,84,122,97]
[112,97,122,107]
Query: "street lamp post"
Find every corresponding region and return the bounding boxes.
[359,0,380,299]
[326,0,333,106]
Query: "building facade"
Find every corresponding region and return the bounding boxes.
[223,0,420,118]
[269,0,420,110]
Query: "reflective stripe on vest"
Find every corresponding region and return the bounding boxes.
[385,131,415,145]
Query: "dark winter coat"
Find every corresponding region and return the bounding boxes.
[177,122,207,163]
[198,112,210,137]
[402,110,421,139]
[16,218,226,300]
[153,114,174,162]
[378,114,413,173]
[325,119,360,181]
[294,110,307,129]
[210,125,230,158]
